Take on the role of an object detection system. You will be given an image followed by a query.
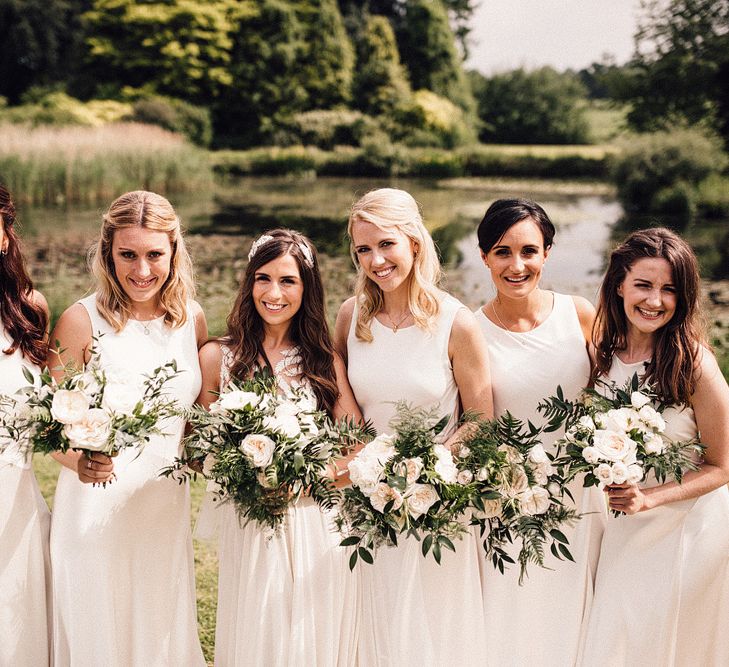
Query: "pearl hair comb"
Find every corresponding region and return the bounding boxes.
[247,234,315,269]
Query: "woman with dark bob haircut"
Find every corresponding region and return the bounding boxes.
[196,229,363,665]
[579,227,729,665]
[0,184,51,666]
[474,198,606,666]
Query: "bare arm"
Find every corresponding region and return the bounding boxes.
[196,341,223,410]
[608,348,729,514]
[48,303,114,483]
[333,297,355,365]
[571,295,596,347]
[446,308,494,449]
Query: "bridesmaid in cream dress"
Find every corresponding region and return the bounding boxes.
[0,184,51,667]
[197,229,363,667]
[579,227,729,666]
[334,188,493,666]
[49,192,207,666]
[474,199,606,667]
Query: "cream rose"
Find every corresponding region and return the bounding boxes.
[405,483,439,519]
[433,445,458,483]
[611,461,629,484]
[474,498,502,519]
[532,460,554,486]
[595,462,614,486]
[638,405,666,432]
[396,457,424,485]
[458,445,471,458]
[501,465,530,498]
[627,463,644,484]
[498,444,523,464]
[592,429,638,463]
[457,469,474,485]
[476,466,490,482]
[578,415,596,431]
[348,456,385,495]
[51,389,89,424]
[582,446,600,464]
[64,408,111,451]
[219,390,260,412]
[102,381,141,416]
[527,444,549,465]
[643,431,666,455]
[370,483,404,513]
[519,486,551,515]
[263,413,301,439]
[604,407,642,433]
[240,433,276,467]
[630,391,651,409]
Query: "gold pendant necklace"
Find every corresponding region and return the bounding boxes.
[384,309,411,333]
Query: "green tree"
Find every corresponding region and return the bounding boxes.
[0,0,89,103]
[398,0,474,112]
[352,14,412,115]
[80,0,239,103]
[469,67,590,144]
[619,0,729,141]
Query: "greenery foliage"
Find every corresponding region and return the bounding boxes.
[469,67,591,145]
[127,95,213,147]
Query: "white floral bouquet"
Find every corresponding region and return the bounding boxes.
[0,351,179,464]
[163,370,371,532]
[336,404,472,569]
[457,413,580,582]
[538,373,705,516]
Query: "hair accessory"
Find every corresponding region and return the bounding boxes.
[0,248,7,256]
[248,234,275,261]
[298,242,314,269]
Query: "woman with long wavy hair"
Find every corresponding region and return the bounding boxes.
[0,184,51,667]
[334,188,493,666]
[579,227,729,665]
[49,191,207,666]
[196,228,363,666]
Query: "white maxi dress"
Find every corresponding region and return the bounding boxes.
[0,325,51,667]
[578,355,729,666]
[347,293,487,667]
[210,346,358,667]
[475,292,607,667]
[50,295,205,667]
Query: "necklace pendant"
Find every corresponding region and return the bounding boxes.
[143,325,150,335]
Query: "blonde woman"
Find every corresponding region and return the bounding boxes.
[49,191,206,666]
[334,188,493,666]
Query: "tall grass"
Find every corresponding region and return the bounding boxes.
[0,123,212,205]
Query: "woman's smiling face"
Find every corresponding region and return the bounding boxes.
[618,257,677,338]
[251,252,304,327]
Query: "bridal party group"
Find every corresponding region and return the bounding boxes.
[1,182,729,667]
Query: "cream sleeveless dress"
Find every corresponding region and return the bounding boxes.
[50,295,205,667]
[347,293,487,666]
[578,355,729,666]
[0,325,51,667]
[212,345,358,667]
[475,292,606,667]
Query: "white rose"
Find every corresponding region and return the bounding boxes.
[638,405,666,432]
[433,445,458,483]
[263,414,301,438]
[595,462,614,486]
[594,412,608,429]
[611,461,629,484]
[202,454,216,477]
[527,444,549,465]
[630,391,651,409]
[498,444,523,464]
[501,466,530,498]
[63,408,111,451]
[405,483,440,520]
[218,390,260,412]
[368,433,396,455]
[78,370,102,397]
[102,381,141,416]
[370,483,404,513]
[240,433,276,467]
[627,463,644,484]
[473,498,502,520]
[578,415,596,431]
[458,445,471,458]
[395,457,424,485]
[274,400,299,418]
[457,469,474,485]
[582,446,601,464]
[51,389,90,424]
[605,407,641,433]
[592,429,639,463]
[643,432,666,455]
[476,466,490,482]
[519,486,551,515]
[348,457,384,495]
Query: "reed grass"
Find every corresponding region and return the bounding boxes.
[0,123,212,205]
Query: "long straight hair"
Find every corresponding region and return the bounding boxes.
[348,188,442,342]
[593,227,705,405]
[223,229,339,416]
[0,185,48,365]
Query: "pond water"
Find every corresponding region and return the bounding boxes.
[18,175,622,311]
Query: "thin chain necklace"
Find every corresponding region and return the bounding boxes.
[383,309,411,333]
[131,310,161,336]
[491,293,545,345]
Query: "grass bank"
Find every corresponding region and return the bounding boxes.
[212,143,617,180]
[0,123,211,206]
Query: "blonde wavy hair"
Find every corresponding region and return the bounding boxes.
[348,188,442,342]
[90,190,195,331]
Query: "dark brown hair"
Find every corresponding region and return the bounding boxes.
[223,229,339,416]
[477,198,556,254]
[0,184,48,365]
[593,227,705,405]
